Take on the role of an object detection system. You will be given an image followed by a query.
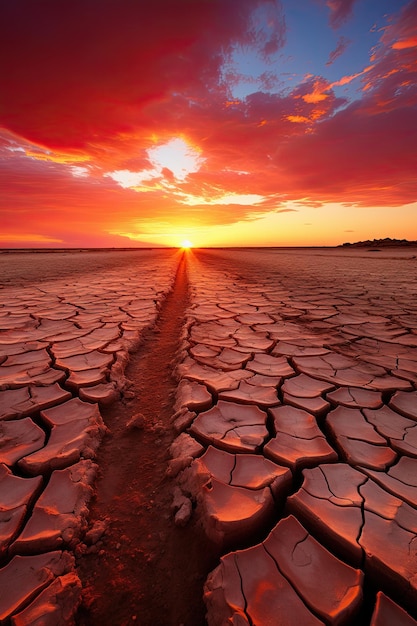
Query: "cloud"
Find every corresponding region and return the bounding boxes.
[278,102,417,206]
[0,1,415,245]
[0,138,279,237]
[0,231,144,249]
[0,0,284,156]
[105,169,160,190]
[360,1,417,111]
[381,0,417,51]
[0,233,63,245]
[147,139,204,181]
[326,36,352,65]
[177,193,265,207]
[324,0,358,29]
[291,77,345,117]
[242,1,286,59]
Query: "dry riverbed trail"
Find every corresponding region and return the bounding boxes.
[76,251,215,625]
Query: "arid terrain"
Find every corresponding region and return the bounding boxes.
[1,247,417,625]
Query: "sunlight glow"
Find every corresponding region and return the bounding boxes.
[105,169,157,189]
[180,239,193,249]
[177,192,265,206]
[148,138,204,181]
[105,137,205,193]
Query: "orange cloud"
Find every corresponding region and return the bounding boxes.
[287,115,309,123]
[392,36,417,49]
[23,148,90,164]
[302,91,329,104]
[356,1,417,113]
[291,78,343,119]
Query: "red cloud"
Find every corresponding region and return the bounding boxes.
[0,0,416,246]
[0,0,284,156]
[361,0,417,112]
[381,0,417,51]
[324,0,358,29]
[277,102,417,206]
[326,35,351,65]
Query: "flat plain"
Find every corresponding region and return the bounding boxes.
[1,246,417,625]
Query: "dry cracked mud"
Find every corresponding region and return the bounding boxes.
[0,246,417,625]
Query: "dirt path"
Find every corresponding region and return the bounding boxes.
[76,252,216,626]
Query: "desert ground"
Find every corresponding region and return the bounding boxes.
[1,246,417,625]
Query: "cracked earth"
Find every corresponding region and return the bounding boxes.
[0,246,417,625]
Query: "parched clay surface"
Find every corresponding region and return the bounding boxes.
[0,250,178,623]
[189,400,269,453]
[265,405,338,470]
[2,246,417,624]
[171,248,417,624]
[0,551,77,622]
[11,460,97,555]
[180,445,292,547]
[204,515,363,625]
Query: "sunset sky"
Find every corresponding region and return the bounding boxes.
[1,0,416,248]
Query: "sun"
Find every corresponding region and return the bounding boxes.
[180,239,193,249]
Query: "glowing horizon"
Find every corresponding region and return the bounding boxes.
[180,240,194,249]
[0,0,416,248]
